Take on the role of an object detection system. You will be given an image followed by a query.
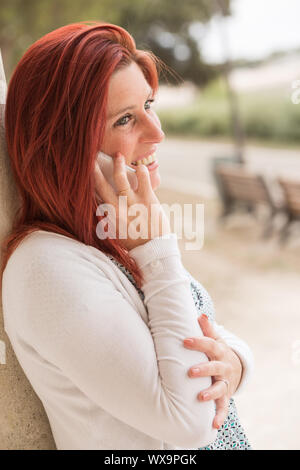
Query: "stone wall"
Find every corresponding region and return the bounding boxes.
[0,50,56,450]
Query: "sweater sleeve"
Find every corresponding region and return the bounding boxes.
[180,261,253,395]
[9,233,218,449]
[129,236,254,397]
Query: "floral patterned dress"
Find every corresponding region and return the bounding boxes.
[108,255,252,450]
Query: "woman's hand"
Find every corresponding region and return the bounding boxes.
[183,314,243,430]
[94,152,171,251]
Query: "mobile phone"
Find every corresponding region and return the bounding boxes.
[96,151,138,192]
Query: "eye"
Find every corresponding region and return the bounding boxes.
[114,99,155,127]
[145,98,155,110]
[115,114,132,127]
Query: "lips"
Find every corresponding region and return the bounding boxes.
[131,148,157,165]
[131,153,157,167]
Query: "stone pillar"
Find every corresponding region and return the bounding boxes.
[0,50,56,450]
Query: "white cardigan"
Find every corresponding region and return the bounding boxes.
[2,230,254,450]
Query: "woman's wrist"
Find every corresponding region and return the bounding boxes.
[229,349,243,395]
[128,232,179,269]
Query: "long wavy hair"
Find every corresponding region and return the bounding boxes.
[1,21,166,289]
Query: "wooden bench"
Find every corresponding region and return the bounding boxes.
[214,164,282,237]
[277,177,300,242]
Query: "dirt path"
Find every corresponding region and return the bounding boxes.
[156,185,300,450]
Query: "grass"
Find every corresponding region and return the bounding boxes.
[157,77,300,148]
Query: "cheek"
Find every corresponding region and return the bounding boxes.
[101,131,135,163]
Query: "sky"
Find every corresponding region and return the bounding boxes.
[198,0,300,64]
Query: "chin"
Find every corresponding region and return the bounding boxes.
[150,170,161,191]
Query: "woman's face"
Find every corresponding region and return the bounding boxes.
[100,61,165,191]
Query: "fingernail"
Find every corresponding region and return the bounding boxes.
[202,314,208,320]
[184,339,194,346]
[202,393,210,401]
[190,367,201,375]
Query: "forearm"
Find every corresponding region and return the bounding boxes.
[129,233,219,447]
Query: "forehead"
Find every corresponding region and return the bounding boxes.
[107,62,152,112]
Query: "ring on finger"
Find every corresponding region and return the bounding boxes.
[215,378,229,394]
[117,188,130,196]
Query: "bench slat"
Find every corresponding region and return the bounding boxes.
[216,166,270,204]
[278,178,300,217]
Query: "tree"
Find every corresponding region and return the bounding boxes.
[0,0,231,83]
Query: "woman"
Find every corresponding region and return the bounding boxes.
[1,21,253,450]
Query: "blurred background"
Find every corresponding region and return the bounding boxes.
[1,0,300,450]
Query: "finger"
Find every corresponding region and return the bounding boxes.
[188,360,226,378]
[198,314,219,340]
[113,153,132,196]
[197,380,228,402]
[183,336,222,360]
[135,160,152,197]
[213,395,229,430]
[94,159,118,204]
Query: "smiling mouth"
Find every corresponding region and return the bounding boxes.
[131,153,157,167]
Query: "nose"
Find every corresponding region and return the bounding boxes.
[140,111,165,144]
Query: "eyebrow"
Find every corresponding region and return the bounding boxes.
[108,89,153,120]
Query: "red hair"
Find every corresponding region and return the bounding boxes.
[1,21,164,289]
